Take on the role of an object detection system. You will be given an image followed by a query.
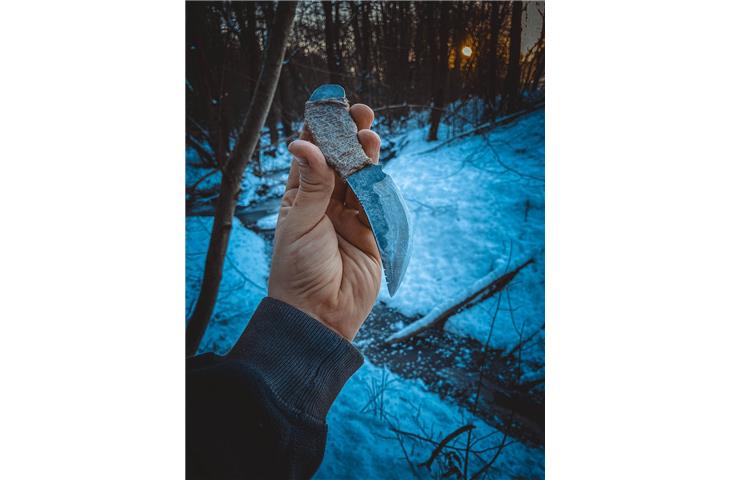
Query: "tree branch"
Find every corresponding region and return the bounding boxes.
[419,424,475,470]
[186,1,298,357]
[186,134,216,168]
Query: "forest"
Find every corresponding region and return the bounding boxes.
[186,0,544,176]
[186,1,545,478]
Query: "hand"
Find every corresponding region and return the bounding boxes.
[268,104,382,341]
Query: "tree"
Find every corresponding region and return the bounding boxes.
[483,2,505,119]
[322,1,344,85]
[263,3,282,149]
[278,59,295,138]
[350,1,371,100]
[186,1,298,357]
[186,2,263,172]
[505,1,524,111]
[427,2,451,141]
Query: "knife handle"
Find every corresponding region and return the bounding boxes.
[304,98,374,178]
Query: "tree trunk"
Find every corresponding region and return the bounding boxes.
[484,2,502,119]
[359,2,372,102]
[245,3,261,99]
[263,4,280,149]
[427,2,451,141]
[423,3,437,124]
[451,2,465,99]
[279,59,294,137]
[505,1,523,111]
[413,1,425,102]
[186,1,298,357]
[322,1,344,85]
[266,96,281,148]
[334,1,343,75]
[397,2,412,103]
[351,1,370,99]
[372,3,383,98]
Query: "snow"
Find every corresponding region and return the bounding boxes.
[185,131,292,211]
[378,111,544,365]
[255,212,279,231]
[186,108,545,476]
[384,252,533,344]
[186,216,269,354]
[315,361,544,479]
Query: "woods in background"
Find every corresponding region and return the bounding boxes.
[185,1,545,354]
[187,1,544,160]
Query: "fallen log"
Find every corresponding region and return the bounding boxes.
[415,102,544,156]
[385,256,535,345]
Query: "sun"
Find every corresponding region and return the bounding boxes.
[461,46,473,57]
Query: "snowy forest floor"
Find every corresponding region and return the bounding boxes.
[186,105,545,479]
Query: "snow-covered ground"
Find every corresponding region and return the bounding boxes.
[315,361,544,479]
[186,136,292,210]
[185,217,268,353]
[379,110,545,379]
[186,108,545,477]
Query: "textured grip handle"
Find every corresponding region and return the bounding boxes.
[304,98,374,178]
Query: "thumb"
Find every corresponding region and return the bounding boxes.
[287,140,335,235]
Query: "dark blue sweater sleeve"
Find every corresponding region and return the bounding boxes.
[186,297,363,479]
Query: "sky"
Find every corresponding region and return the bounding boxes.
[523,1,546,53]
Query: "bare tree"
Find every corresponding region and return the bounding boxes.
[483,2,505,119]
[322,1,344,84]
[505,1,524,111]
[427,2,451,141]
[186,1,298,357]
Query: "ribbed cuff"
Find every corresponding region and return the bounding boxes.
[229,297,363,421]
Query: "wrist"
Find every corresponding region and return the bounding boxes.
[267,293,362,341]
[228,297,364,420]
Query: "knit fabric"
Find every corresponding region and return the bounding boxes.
[187,297,364,479]
[229,297,364,421]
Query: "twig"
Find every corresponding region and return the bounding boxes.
[391,426,420,477]
[187,169,219,196]
[418,424,475,470]
[186,134,217,168]
[465,284,505,477]
[187,116,211,142]
[470,413,514,480]
[484,133,544,182]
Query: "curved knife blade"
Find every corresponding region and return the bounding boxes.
[346,165,412,296]
[306,84,413,295]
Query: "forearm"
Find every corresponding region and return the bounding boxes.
[186,297,363,479]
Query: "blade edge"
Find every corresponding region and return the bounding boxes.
[346,165,412,296]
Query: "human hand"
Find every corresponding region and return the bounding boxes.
[268,104,382,341]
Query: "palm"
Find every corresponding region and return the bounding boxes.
[268,104,382,340]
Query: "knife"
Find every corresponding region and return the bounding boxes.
[304,84,413,296]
